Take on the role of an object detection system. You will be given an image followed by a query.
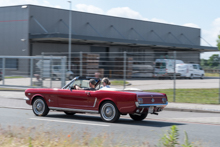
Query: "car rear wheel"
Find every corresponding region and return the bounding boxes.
[32,97,49,116]
[64,111,75,115]
[100,101,120,123]
[189,74,193,79]
[129,113,148,121]
[69,74,74,80]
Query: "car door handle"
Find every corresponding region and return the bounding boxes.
[85,92,90,96]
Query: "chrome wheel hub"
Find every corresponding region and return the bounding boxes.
[101,103,115,121]
[33,99,45,115]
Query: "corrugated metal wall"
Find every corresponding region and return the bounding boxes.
[29,5,200,46]
[0,5,29,56]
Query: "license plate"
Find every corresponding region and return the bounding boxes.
[148,106,154,113]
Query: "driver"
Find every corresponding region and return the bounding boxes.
[75,79,96,90]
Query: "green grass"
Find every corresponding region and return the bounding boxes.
[111,80,129,86]
[4,76,24,79]
[145,88,220,104]
[205,73,219,77]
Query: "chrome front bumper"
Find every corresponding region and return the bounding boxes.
[135,102,168,108]
[23,96,30,101]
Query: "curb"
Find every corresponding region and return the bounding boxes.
[164,107,220,113]
[0,90,25,92]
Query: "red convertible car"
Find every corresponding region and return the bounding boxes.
[24,76,168,122]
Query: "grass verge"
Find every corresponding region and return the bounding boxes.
[111,80,129,86]
[145,88,219,104]
[4,76,24,79]
[205,73,219,77]
[0,88,25,91]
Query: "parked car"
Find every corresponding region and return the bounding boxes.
[51,65,74,80]
[24,76,168,123]
[0,70,2,81]
[154,59,184,79]
[36,60,74,80]
[176,64,204,79]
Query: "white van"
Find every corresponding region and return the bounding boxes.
[154,59,184,78]
[176,64,204,79]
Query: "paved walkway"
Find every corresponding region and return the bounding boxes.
[0,78,219,90]
[0,91,220,113]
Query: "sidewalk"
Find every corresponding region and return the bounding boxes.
[165,102,220,113]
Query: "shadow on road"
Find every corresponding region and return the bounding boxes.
[46,113,185,127]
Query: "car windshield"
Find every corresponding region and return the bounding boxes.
[155,62,166,69]
[69,79,90,89]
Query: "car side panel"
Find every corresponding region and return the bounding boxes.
[25,89,59,107]
[95,91,137,113]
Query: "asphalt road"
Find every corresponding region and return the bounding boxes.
[0,107,219,146]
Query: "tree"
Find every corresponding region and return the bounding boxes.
[208,54,219,67]
[201,59,208,67]
[217,34,220,50]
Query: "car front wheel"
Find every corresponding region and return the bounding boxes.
[200,74,204,79]
[32,97,49,116]
[129,113,148,121]
[100,101,120,123]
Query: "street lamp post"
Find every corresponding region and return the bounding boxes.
[68,1,72,71]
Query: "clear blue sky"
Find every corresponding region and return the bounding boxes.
[1,0,219,59]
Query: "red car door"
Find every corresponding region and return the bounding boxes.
[57,89,96,109]
[84,90,98,108]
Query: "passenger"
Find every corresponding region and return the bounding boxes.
[101,77,111,89]
[95,72,101,82]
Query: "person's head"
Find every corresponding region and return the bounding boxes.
[102,77,111,86]
[89,79,96,88]
[95,72,100,79]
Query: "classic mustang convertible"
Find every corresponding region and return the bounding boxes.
[24,76,168,122]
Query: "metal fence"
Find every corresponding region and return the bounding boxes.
[1,51,220,104]
[0,56,66,88]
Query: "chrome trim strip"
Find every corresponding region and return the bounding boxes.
[140,108,144,113]
[23,97,30,100]
[49,107,99,114]
[93,98,97,107]
[135,102,139,107]
[135,102,168,107]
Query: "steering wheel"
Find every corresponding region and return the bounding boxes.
[73,84,80,89]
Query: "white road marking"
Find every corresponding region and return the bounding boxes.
[29,118,110,127]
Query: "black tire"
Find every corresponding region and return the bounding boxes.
[129,113,148,121]
[32,97,49,116]
[200,74,204,79]
[64,111,75,115]
[69,74,74,80]
[100,101,120,123]
[189,74,193,79]
[52,74,57,81]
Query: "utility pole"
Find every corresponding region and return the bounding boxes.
[68,1,72,71]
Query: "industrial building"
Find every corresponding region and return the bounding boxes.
[0,5,218,77]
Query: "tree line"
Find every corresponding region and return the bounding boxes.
[201,35,220,69]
